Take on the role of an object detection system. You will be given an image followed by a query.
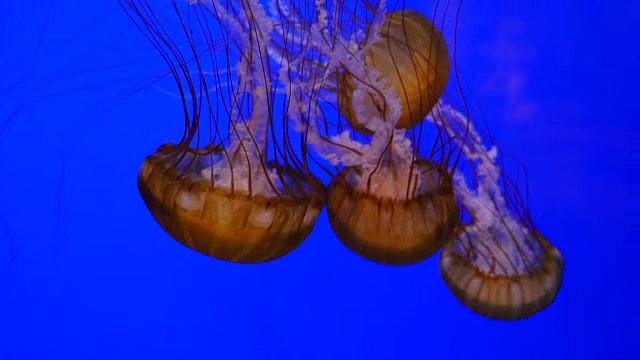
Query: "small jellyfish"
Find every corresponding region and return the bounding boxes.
[434,104,564,320]
[122,0,326,263]
[273,3,459,265]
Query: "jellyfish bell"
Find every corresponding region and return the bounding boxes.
[124,0,326,264]
[440,226,563,320]
[327,157,458,265]
[337,9,450,135]
[435,104,564,320]
[268,1,460,265]
[138,144,326,264]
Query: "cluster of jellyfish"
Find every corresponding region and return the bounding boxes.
[122,0,563,320]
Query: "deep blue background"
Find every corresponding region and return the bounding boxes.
[1,1,637,359]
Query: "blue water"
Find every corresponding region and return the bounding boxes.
[1,1,637,359]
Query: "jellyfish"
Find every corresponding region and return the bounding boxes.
[268,0,459,265]
[336,9,450,133]
[328,8,457,266]
[121,0,326,264]
[434,104,564,320]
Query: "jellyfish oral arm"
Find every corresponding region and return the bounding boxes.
[429,104,545,276]
[206,0,274,163]
[267,0,409,163]
[188,0,286,195]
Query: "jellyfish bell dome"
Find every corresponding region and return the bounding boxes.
[327,157,459,265]
[138,143,326,264]
[439,224,563,320]
[337,9,450,134]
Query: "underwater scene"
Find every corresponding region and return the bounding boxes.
[0,0,637,359]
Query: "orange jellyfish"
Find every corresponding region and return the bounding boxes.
[433,104,564,320]
[328,8,457,265]
[122,0,326,264]
[272,3,459,265]
[337,9,450,133]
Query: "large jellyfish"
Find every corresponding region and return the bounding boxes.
[122,0,326,264]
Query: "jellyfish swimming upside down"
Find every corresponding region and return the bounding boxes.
[125,0,326,264]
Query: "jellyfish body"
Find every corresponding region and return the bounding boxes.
[138,144,325,264]
[124,0,326,263]
[434,104,564,319]
[440,228,563,320]
[337,10,450,134]
[327,160,458,265]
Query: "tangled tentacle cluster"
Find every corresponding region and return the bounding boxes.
[124,0,563,320]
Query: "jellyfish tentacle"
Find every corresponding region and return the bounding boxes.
[440,233,563,320]
[139,146,325,263]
